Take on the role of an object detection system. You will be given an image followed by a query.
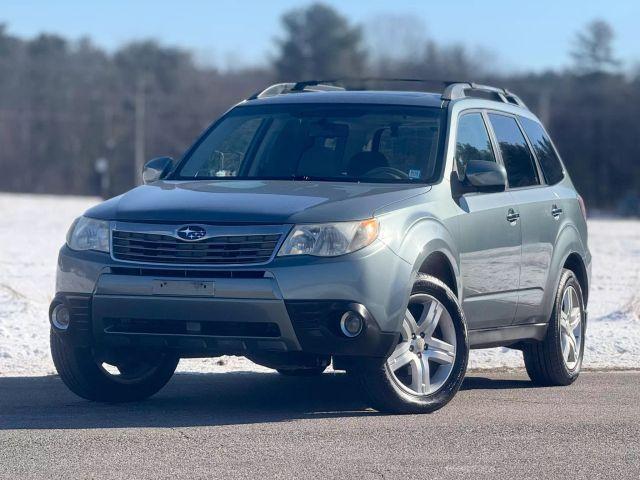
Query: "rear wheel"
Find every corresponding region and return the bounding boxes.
[358,274,469,414]
[50,330,179,402]
[523,269,586,386]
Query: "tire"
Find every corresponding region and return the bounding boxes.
[358,274,469,414]
[276,365,327,376]
[50,330,179,402]
[523,269,586,386]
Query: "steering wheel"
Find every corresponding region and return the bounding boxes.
[362,166,410,180]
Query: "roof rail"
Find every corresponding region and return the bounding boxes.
[247,78,453,100]
[442,82,528,109]
[247,79,528,110]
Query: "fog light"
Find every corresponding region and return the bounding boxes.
[340,311,364,338]
[51,304,71,331]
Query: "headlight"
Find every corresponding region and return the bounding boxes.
[66,216,110,253]
[278,219,379,257]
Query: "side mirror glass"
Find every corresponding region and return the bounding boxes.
[464,160,507,192]
[142,157,174,184]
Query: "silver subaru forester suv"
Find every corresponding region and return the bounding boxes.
[50,81,590,413]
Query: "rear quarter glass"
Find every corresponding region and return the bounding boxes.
[519,116,565,185]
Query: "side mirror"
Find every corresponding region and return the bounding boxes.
[142,157,174,184]
[464,160,507,192]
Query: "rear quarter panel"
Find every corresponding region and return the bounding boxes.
[544,180,591,317]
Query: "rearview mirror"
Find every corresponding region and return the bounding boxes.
[464,160,507,192]
[142,157,174,184]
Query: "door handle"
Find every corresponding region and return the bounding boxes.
[506,209,520,224]
[551,204,563,219]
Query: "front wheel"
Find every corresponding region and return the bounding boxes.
[358,274,469,414]
[50,330,179,402]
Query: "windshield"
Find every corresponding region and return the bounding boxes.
[174,104,445,183]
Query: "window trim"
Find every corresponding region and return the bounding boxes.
[484,110,546,191]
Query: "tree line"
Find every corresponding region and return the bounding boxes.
[0,3,638,214]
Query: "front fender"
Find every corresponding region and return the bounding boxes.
[379,214,461,317]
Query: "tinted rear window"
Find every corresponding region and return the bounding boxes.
[519,117,564,185]
[488,113,540,188]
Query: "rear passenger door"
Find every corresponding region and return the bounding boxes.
[487,113,560,325]
[518,117,571,322]
[454,112,522,329]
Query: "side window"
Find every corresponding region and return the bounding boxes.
[454,113,496,178]
[519,117,564,185]
[488,113,539,188]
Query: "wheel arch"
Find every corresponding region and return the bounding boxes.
[544,223,590,320]
[563,252,589,305]
[418,251,458,298]
[390,217,462,303]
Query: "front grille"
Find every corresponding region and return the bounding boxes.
[110,267,266,279]
[112,230,281,265]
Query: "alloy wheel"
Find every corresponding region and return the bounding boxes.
[560,285,583,370]
[386,293,457,396]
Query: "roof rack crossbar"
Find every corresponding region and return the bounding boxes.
[248,78,462,100]
[247,78,528,110]
[292,78,461,87]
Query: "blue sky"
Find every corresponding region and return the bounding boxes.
[2,0,639,72]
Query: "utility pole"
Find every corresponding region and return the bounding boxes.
[134,76,146,185]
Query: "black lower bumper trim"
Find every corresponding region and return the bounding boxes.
[101,334,289,356]
[51,293,398,359]
[49,294,93,347]
[104,317,281,338]
[285,300,398,358]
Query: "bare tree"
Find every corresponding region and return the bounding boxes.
[571,19,620,74]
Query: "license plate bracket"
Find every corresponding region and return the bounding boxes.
[151,280,215,297]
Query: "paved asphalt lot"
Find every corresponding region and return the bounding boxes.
[0,370,638,479]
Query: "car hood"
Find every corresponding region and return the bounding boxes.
[86,180,431,224]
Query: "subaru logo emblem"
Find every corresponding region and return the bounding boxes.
[176,225,207,241]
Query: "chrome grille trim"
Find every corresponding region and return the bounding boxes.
[110,222,290,267]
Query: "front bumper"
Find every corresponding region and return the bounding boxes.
[52,241,410,359]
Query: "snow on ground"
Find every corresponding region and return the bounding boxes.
[0,193,638,376]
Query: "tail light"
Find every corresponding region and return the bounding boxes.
[577,194,587,221]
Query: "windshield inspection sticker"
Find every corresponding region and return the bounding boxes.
[409,169,421,179]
